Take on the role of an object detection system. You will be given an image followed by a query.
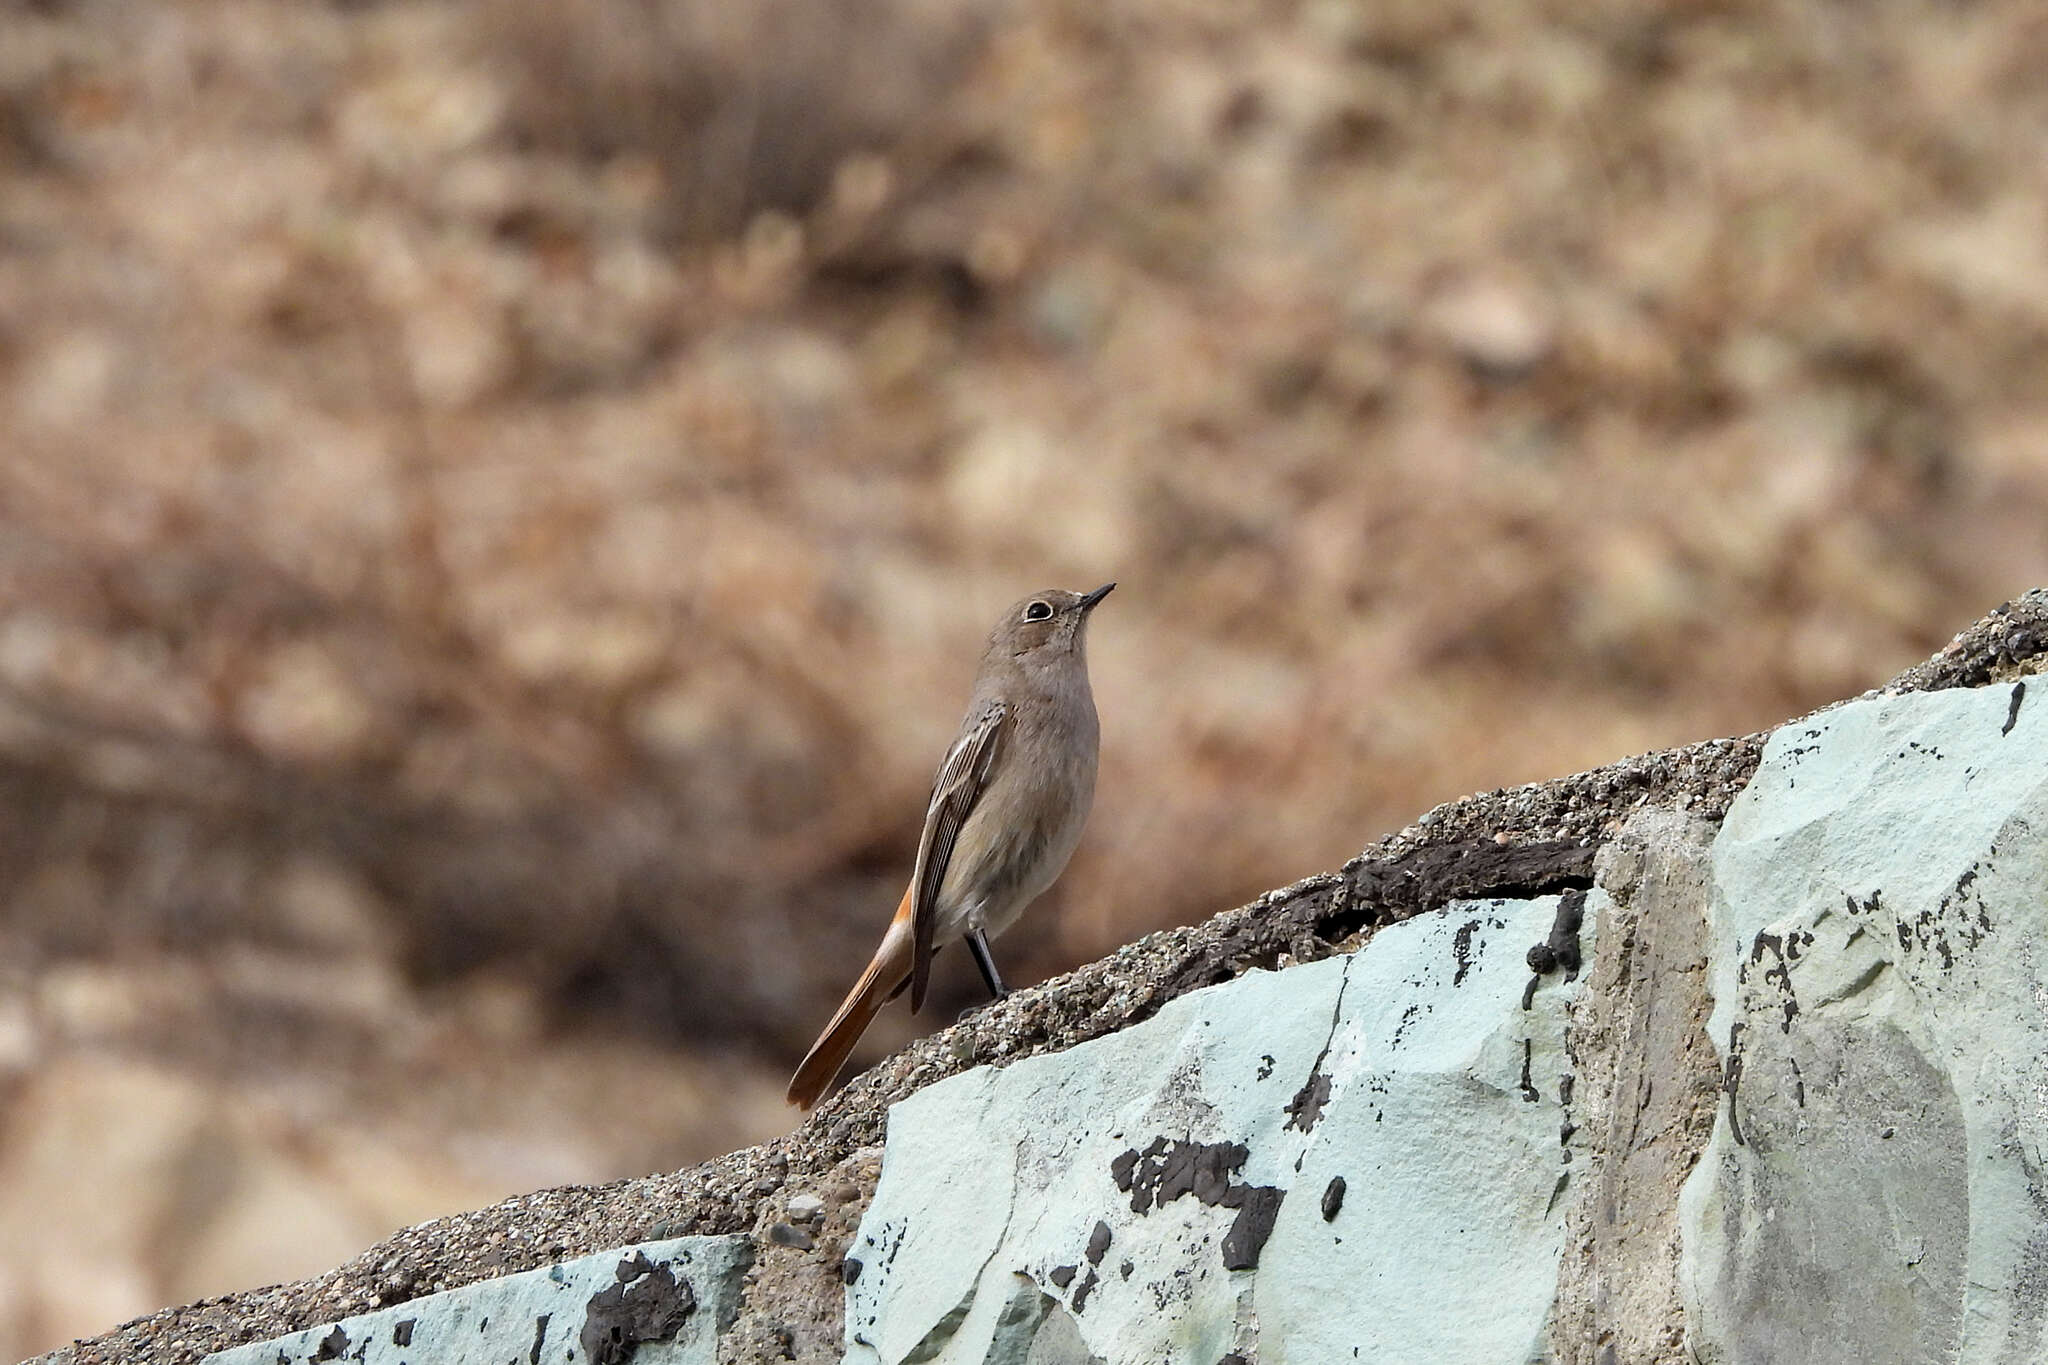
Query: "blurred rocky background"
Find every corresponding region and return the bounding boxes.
[3,0,2046,1355]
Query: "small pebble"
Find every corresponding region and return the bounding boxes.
[766,1222,814,1251]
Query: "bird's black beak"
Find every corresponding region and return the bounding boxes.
[1079,582,1115,612]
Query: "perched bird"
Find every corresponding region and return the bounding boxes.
[786,583,1114,1110]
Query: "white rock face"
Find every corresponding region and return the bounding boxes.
[202,1235,750,1365]
[1682,679,2048,1363]
[843,893,1596,1364]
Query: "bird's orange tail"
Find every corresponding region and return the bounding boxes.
[786,891,914,1111]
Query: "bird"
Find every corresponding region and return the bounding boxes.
[786,583,1114,1110]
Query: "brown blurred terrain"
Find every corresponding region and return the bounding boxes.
[3,0,2047,1355]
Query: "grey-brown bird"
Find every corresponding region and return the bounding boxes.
[786,583,1113,1110]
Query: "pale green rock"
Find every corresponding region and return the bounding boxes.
[844,892,1596,1364]
[202,1235,751,1365]
[1682,680,2048,1363]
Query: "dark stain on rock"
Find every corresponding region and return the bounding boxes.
[1452,917,1480,986]
[529,1313,551,1365]
[1286,956,1352,1134]
[1558,1069,1579,1156]
[1921,911,1954,969]
[2005,680,2026,735]
[1392,1001,1422,1045]
[311,1326,349,1361]
[840,1254,863,1285]
[1110,1137,1287,1271]
[391,1320,414,1348]
[1915,862,1994,967]
[1085,1220,1112,1266]
[1221,1186,1284,1271]
[1320,1175,1346,1221]
[1745,930,1805,1032]
[1284,1072,1331,1133]
[1725,1020,1749,1147]
[1730,920,1827,1144]
[1112,1138,1242,1214]
[1071,1266,1101,1312]
[1218,1355,1250,1365]
[1523,887,1587,1009]
[1518,1039,1539,1102]
[1781,727,1824,765]
[580,1252,696,1365]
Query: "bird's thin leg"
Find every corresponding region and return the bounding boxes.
[965,929,1009,1001]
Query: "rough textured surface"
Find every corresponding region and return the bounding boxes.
[35,591,2048,1365]
[844,893,1593,1364]
[201,1236,748,1365]
[715,1146,883,1365]
[1682,679,2048,1363]
[1876,593,2048,698]
[1548,810,1722,1365]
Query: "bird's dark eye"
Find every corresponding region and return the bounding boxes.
[1024,600,1054,622]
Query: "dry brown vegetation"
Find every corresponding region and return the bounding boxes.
[3,0,2048,1354]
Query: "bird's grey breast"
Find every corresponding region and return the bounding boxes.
[983,678,1097,910]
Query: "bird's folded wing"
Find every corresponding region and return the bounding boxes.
[909,698,1008,1011]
